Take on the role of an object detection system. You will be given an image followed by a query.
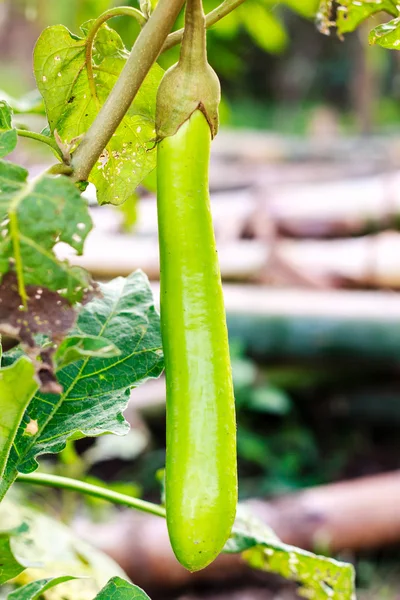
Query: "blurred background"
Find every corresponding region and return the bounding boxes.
[4,0,400,598]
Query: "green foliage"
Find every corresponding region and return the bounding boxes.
[318,0,400,38]
[7,576,79,600]
[95,577,150,599]
[34,23,163,206]
[227,509,356,600]
[0,358,37,480]
[0,160,92,303]
[0,101,17,158]
[0,271,163,501]
[0,499,129,596]
[0,533,25,585]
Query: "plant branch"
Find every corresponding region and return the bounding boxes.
[16,129,64,160]
[85,7,147,105]
[71,0,186,182]
[17,472,166,518]
[163,0,247,51]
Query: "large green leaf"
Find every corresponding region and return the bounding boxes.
[0,271,163,500]
[0,160,92,303]
[95,577,150,600]
[7,576,79,600]
[226,509,356,600]
[0,358,37,480]
[0,101,17,158]
[34,23,163,206]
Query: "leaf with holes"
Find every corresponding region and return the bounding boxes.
[0,100,17,158]
[225,509,356,599]
[0,159,92,303]
[316,0,399,36]
[0,271,163,501]
[95,577,151,600]
[336,0,398,36]
[34,23,163,206]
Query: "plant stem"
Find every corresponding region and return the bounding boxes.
[164,0,247,51]
[17,472,166,518]
[16,129,63,160]
[85,7,147,105]
[71,0,186,183]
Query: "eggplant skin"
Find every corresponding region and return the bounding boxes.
[157,110,238,572]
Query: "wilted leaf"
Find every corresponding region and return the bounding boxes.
[226,508,356,599]
[0,160,93,304]
[34,23,163,206]
[0,100,17,158]
[0,500,127,598]
[0,271,163,501]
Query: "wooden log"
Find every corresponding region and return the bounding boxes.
[76,471,400,592]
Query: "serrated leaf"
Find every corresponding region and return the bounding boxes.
[226,509,356,600]
[369,15,400,48]
[0,271,163,500]
[0,534,25,585]
[0,358,37,480]
[336,0,398,35]
[95,577,151,600]
[0,101,17,158]
[55,334,120,369]
[34,24,163,206]
[7,576,79,600]
[0,160,93,303]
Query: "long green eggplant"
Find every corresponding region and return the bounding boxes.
[157,108,237,571]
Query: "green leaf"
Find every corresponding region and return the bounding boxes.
[0,533,25,585]
[369,16,400,48]
[34,23,163,206]
[226,509,356,600]
[0,90,45,116]
[239,4,288,54]
[0,358,37,480]
[54,334,120,369]
[0,499,128,596]
[0,160,92,303]
[0,101,17,158]
[0,271,163,500]
[336,0,398,35]
[316,0,399,35]
[7,576,79,599]
[95,577,151,600]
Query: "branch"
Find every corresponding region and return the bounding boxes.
[164,0,247,51]
[71,0,186,182]
[85,7,147,105]
[17,472,166,518]
[16,129,64,160]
